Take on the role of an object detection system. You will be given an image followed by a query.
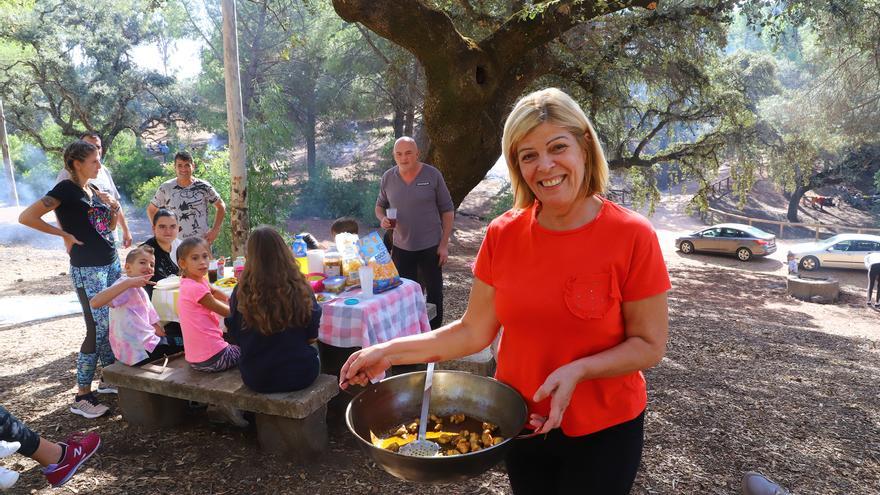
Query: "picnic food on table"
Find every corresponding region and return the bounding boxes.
[372,414,504,456]
[357,231,402,293]
[323,276,346,294]
[214,277,238,289]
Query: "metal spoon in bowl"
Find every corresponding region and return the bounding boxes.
[399,362,440,457]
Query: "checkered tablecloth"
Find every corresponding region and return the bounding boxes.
[319,277,431,348]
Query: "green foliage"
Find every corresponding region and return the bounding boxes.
[0,0,195,152]
[133,149,295,257]
[103,131,164,200]
[488,182,512,219]
[193,0,374,177]
[290,168,380,224]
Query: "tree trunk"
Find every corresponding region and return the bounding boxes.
[392,106,404,139]
[404,107,415,137]
[222,0,250,256]
[788,185,808,223]
[0,100,19,206]
[305,103,318,179]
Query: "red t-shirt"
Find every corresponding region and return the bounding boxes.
[473,199,671,436]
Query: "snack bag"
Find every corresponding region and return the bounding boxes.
[336,232,363,287]
[358,231,402,293]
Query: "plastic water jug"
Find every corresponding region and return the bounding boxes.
[292,235,309,274]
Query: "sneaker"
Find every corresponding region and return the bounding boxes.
[95,379,117,394]
[0,467,19,490]
[742,472,790,495]
[43,432,101,487]
[0,441,20,458]
[70,393,109,419]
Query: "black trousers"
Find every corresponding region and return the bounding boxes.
[868,263,880,303]
[392,245,443,329]
[505,411,645,495]
[0,405,41,458]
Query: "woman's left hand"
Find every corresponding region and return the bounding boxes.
[530,362,583,434]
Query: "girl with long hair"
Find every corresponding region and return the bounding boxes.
[225,225,321,393]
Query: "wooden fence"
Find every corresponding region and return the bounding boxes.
[707,176,732,200]
[704,207,880,240]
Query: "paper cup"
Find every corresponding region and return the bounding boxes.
[358,266,374,298]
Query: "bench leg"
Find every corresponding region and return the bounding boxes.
[118,388,187,427]
[255,405,328,461]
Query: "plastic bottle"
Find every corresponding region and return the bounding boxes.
[292,234,309,274]
[233,256,246,279]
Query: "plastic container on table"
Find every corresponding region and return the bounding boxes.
[323,276,347,294]
[323,250,343,278]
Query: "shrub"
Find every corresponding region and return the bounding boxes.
[103,132,164,201]
[290,168,380,224]
[134,149,294,256]
[488,182,513,219]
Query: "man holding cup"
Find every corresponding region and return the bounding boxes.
[376,136,454,329]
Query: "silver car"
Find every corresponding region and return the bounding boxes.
[790,233,880,271]
[676,223,777,261]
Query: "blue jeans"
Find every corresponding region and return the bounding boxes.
[0,405,40,457]
[70,258,122,389]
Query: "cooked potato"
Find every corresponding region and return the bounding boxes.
[378,413,506,456]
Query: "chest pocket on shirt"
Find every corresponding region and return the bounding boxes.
[563,272,621,320]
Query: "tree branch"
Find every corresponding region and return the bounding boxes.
[332,0,469,74]
[482,0,656,66]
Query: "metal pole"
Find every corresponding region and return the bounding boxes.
[0,100,20,207]
[221,0,249,256]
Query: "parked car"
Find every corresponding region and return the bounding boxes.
[789,233,880,271]
[676,223,777,261]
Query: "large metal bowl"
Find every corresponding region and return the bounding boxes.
[345,370,528,483]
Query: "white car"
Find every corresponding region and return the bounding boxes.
[790,233,880,271]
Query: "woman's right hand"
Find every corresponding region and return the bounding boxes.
[62,233,84,253]
[339,345,393,389]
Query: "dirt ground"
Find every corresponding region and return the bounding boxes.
[1,200,879,494]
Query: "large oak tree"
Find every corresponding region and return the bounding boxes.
[332,0,740,206]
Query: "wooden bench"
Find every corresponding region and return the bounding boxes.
[102,355,338,462]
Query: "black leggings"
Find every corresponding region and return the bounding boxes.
[868,264,880,303]
[0,405,40,457]
[505,411,645,495]
[391,245,444,329]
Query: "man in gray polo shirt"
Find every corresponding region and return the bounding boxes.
[376,137,454,329]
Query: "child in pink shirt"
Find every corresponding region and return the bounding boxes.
[176,237,239,372]
[90,246,180,366]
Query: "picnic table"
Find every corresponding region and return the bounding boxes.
[318,277,430,348]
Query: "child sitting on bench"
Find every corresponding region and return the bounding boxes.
[225,226,321,393]
[177,237,240,372]
[90,246,181,366]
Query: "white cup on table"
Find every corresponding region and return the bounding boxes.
[358,265,374,298]
[307,249,325,274]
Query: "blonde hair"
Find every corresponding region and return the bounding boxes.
[501,88,608,209]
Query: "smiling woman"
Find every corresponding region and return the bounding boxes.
[17,140,122,419]
[338,88,671,495]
